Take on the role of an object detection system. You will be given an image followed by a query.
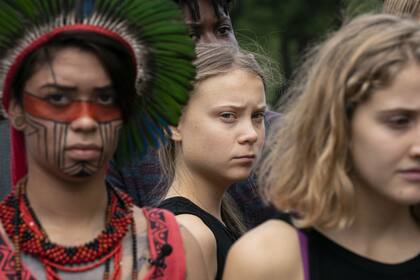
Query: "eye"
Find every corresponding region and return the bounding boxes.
[96,92,116,106]
[216,24,232,37]
[252,111,266,123]
[44,93,71,106]
[219,112,236,123]
[385,115,411,129]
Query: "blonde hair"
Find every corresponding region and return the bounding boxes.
[159,44,265,235]
[258,14,420,229]
[383,0,420,16]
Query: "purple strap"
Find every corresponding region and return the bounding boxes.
[297,230,310,280]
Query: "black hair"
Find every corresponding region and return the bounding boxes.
[11,31,136,122]
[175,0,232,22]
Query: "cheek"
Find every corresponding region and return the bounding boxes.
[98,120,123,156]
[23,114,63,161]
[351,125,401,185]
[181,124,230,162]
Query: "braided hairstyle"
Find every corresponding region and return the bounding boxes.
[174,0,232,21]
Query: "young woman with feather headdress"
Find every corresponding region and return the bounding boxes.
[0,0,208,279]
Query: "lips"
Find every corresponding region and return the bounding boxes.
[65,144,102,161]
[399,169,420,182]
[232,154,256,164]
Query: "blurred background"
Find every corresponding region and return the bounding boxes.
[231,0,382,106]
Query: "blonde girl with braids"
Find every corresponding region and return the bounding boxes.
[159,43,266,280]
[224,14,420,280]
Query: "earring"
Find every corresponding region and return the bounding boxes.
[14,115,25,129]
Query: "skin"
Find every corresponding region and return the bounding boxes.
[167,68,266,279]
[7,47,209,279]
[13,47,122,182]
[8,47,118,246]
[223,64,420,279]
[179,0,238,46]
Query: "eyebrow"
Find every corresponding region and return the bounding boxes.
[376,108,418,114]
[185,16,231,27]
[40,83,114,93]
[214,104,267,111]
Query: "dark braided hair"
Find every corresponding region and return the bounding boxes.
[174,0,232,22]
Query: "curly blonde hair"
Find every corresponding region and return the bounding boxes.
[258,14,420,229]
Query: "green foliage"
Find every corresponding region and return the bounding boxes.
[231,0,382,106]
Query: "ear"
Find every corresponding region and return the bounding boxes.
[169,125,182,142]
[8,99,26,131]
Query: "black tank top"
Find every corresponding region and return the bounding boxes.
[300,229,420,280]
[159,197,238,280]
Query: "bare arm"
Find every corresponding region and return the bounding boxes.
[176,214,217,279]
[180,225,210,280]
[223,220,304,280]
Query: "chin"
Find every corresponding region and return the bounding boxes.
[227,172,252,183]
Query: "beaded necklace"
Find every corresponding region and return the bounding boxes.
[0,180,138,280]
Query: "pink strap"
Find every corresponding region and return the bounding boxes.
[143,208,185,280]
[297,230,310,280]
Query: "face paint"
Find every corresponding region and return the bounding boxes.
[21,47,123,180]
[24,111,122,178]
[23,93,121,123]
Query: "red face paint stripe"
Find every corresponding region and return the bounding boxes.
[23,94,122,123]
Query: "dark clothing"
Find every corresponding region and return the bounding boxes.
[160,196,238,280]
[106,112,282,228]
[0,120,11,200]
[299,229,420,280]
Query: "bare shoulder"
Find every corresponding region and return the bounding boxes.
[176,214,216,279]
[223,219,303,280]
[175,214,217,252]
[179,225,211,280]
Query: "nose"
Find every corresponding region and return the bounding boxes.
[69,102,98,132]
[409,125,420,159]
[198,30,218,44]
[237,121,259,145]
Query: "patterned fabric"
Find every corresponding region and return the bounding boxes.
[107,112,282,228]
[0,231,36,280]
[143,207,185,280]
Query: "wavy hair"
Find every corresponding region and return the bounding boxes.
[258,14,420,229]
[383,0,420,17]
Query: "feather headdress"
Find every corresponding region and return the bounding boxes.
[0,0,195,185]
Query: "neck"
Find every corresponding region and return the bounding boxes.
[350,183,418,239]
[321,181,420,263]
[24,163,108,245]
[166,163,230,221]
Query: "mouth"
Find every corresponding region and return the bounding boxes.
[399,169,420,181]
[232,155,256,164]
[65,144,102,161]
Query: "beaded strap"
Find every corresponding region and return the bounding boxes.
[0,230,36,280]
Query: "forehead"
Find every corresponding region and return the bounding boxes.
[358,64,420,110]
[191,69,266,106]
[180,0,227,22]
[25,47,110,89]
